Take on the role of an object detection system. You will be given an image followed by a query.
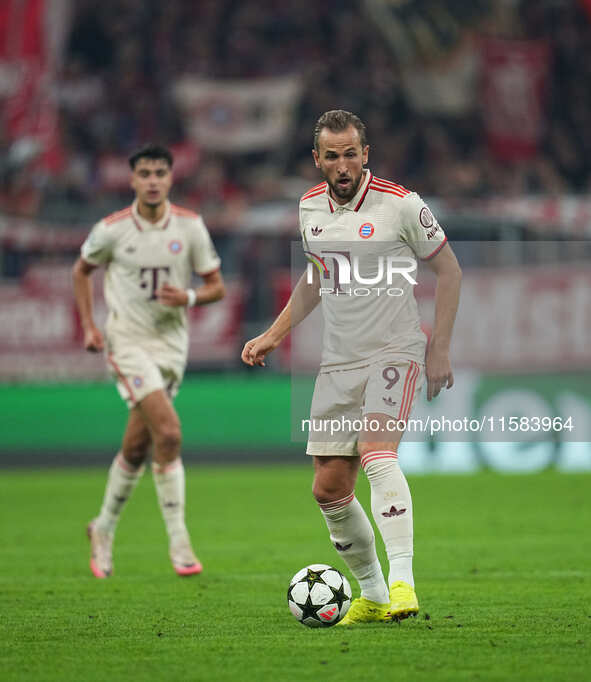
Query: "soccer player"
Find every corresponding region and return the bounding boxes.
[73,144,225,579]
[241,110,461,624]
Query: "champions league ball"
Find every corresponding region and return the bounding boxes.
[287,564,352,627]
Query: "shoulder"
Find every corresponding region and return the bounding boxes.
[171,203,201,221]
[170,204,207,235]
[299,182,327,205]
[367,175,412,201]
[103,205,133,226]
[171,204,209,239]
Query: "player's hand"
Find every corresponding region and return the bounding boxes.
[241,333,279,367]
[425,345,454,401]
[155,282,188,307]
[83,326,104,353]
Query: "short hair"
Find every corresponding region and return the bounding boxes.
[128,144,173,169]
[313,110,367,151]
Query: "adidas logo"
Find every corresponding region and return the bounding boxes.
[320,607,338,620]
[382,505,406,517]
[382,396,397,406]
[311,226,322,236]
[334,541,352,551]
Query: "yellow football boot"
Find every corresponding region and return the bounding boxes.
[387,580,419,621]
[337,597,390,625]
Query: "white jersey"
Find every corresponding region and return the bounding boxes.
[298,169,446,370]
[81,199,221,365]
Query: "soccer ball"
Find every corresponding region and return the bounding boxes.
[287,564,352,627]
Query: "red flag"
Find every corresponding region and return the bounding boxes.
[482,38,550,162]
[0,0,63,171]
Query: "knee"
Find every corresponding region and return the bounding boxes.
[121,440,151,468]
[312,479,351,505]
[154,422,182,453]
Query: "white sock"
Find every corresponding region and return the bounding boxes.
[318,492,389,604]
[361,450,414,588]
[152,458,189,547]
[95,452,144,535]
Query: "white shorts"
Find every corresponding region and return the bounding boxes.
[306,359,424,457]
[106,345,184,408]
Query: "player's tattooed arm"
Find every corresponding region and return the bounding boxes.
[424,244,462,400]
[241,267,320,367]
[72,257,104,352]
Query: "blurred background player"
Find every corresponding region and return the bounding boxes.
[242,110,462,624]
[72,144,225,578]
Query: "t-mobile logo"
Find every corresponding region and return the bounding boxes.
[139,266,170,300]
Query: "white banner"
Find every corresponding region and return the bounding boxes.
[173,76,302,152]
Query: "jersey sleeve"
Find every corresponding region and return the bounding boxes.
[80,220,115,265]
[399,193,447,260]
[190,216,221,275]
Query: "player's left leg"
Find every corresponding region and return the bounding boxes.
[88,408,150,578]
[138,389,202,576]
[357,419,418,621]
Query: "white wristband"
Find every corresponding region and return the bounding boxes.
[186,288,197,307]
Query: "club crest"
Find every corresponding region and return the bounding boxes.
[359,223,374,239]
[169,240,183,254]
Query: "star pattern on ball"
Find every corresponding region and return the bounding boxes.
[305,568,326,589]
[287,565,353,628]
[329,582,349,608]
[299,595,321,621]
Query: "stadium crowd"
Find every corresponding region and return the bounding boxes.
[1,0,591,226]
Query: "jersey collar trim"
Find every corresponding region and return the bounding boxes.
[131,200,171,232]
[353,170,372,212]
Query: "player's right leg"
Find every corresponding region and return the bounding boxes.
[313,456,390,625]
[88,409,150,578]
[307,369,389,624]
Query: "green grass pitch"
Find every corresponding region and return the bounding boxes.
[1,466,589,682]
